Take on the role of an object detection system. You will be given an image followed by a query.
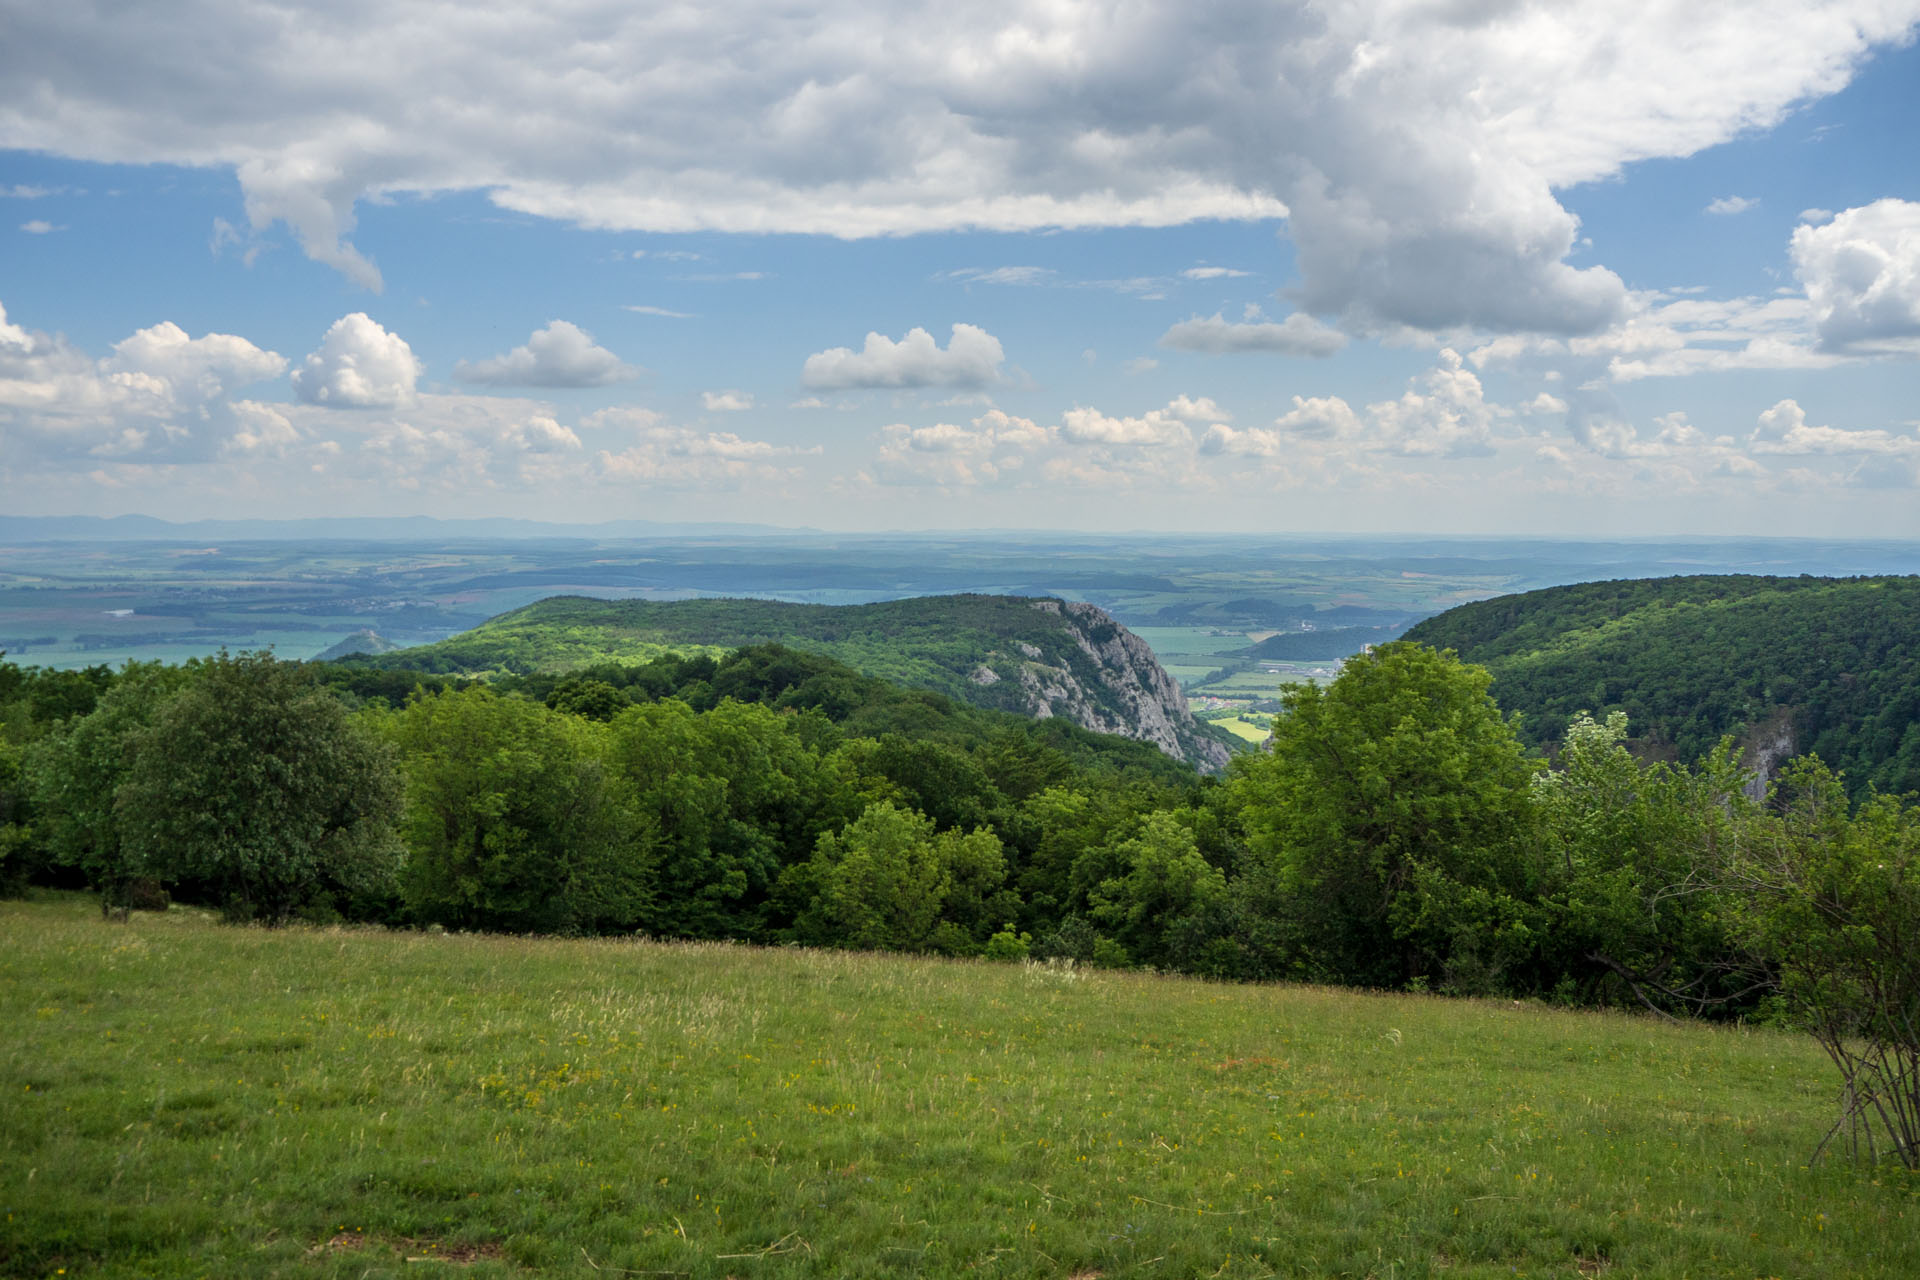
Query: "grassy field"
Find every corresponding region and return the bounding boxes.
[1202,716,1271,746]
[2,895,1914,1279]
[1127,628,1256,658]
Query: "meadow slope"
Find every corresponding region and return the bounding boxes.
[2,895,1914,1279]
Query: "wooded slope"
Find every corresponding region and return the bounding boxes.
[348,593,1240,769]
[1404,574,1920,795]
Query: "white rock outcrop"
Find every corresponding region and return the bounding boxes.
[987,600,1233,771]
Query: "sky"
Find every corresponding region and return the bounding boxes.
[2,1,1919,537]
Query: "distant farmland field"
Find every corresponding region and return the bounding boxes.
[2,894,1912,1278]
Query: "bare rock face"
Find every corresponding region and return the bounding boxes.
[1739,711,1798,802]
[985,600,1234,771]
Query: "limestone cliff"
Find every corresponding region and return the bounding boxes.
[967,600,1234,771]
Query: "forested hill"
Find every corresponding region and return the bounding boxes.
[1403,574,1920,796]
[352,594,1238,771]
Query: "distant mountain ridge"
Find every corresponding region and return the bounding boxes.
[349,593,1238,770]
[1404,574,1920,797]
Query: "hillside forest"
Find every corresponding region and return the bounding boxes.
[1405,574,1920,798]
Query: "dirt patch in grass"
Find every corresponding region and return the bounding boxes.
[308,1233,505,1266]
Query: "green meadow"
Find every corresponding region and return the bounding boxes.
[3,894,1914,1279]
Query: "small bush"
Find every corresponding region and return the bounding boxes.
[983,923,1030,961]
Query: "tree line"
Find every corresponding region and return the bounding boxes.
[2,640,1916,1165]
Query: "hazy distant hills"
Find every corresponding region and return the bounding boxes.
[0,514,798,541]
[348,593,1239,770]
[1245,625,1407,661]
[1404,575,1920,796]
[310,629,404,662]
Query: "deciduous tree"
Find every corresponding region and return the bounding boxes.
[115,653,402,923]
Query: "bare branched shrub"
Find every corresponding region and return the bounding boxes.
[1735,762,1920,1169]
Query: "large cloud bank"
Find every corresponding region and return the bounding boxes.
[5,1,1914,331]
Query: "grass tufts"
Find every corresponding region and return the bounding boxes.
[2,892,1917,1277]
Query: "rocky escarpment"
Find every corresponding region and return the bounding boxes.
[970,600,1234,772]
[360,591,1239,772]
[1738,711,1798,802]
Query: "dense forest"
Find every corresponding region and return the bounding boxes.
[1405,574,1920,797]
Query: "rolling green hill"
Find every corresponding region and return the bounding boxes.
[348,594,1239,770]
[1403,574,1920,796]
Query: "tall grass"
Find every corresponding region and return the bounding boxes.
[2,893,1914,1278]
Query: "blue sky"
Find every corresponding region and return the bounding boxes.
[3,1,1919,536]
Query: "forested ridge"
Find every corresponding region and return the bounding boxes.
[351,592,1240,767]
[1404,574,1920,797]
[359,593,1124,689]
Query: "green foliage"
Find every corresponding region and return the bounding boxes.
[0,737,28,898]
[1016,782,1165,929]
[384,688,645,935]
[24,663,116,726]
[114,653,403,924]
[312,664,472,709]
[1234,642,1544,990]
[497,643,1194,786]
[1530,712,1752,1014]
[342,594,1239,769]
[1406,575,1920,797]
[789,800,1008,953]
[25,662,192,913]
[543,676,630,721]
[982,922,1031,961]
[1086,810,1225,968]
[1732,760,1920,1167]
[608,696,845,940]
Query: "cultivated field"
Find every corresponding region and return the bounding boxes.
[2,895,1913,1278]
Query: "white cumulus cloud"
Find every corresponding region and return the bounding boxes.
[0,300,287,464]
[1751,397,1920,455]
[1197,423,1282,456]
[1058,405,1193,449]
[802,323,1005,390]
[596,426,812,488]
[1159,311,1347,357]
[1791,198,1920,354]
[867,409,1047,486]
[104,321,287,405]
[455,320,637,388]
[1272,395,1365,441]
[1263,351,1510,458]
[702,390,755,411]
[291,314,421,409]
